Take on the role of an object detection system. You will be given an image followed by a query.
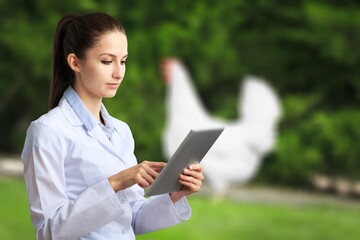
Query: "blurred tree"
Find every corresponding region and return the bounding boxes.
[0,0,359,186]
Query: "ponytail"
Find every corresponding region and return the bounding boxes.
[48,13,125,110]
[48,14,78,110]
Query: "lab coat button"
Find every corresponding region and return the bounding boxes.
[122,229,126,234]
[120,197,126,204]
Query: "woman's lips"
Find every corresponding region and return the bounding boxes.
[107,83,120,89]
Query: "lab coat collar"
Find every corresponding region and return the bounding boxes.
[58,97,83,126]
[63,86,119,136]
[60,86,124,162]
[99,104,117,136]
[63,86,99,131]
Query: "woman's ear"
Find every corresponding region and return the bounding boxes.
[67,53,81,72]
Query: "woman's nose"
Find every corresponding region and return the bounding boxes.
[112,64,123,80]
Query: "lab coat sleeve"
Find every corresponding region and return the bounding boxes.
[114,120,192,234]
[22,122,124,240]
[131,192,192,234]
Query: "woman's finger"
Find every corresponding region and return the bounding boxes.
[188,163,202,172]
[183,168,204,181]
[144,161,166,172]
[179,174,202,186]
[178,179,201,192]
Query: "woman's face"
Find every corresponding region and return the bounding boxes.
[73,30,128,102]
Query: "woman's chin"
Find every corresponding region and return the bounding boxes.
[103,90,118,98]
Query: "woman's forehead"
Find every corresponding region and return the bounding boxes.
[91,31,128,57]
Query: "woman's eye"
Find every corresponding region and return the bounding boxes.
[101,60,112,65]
[121,60,126,65]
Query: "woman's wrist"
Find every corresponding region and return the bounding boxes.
[170,192,184,203]
[108,176,121,192]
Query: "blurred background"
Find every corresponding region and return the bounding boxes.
[1,0,360,239]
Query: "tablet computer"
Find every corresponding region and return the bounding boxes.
[145,127,224,196]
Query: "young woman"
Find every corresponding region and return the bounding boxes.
[21,12,204,240]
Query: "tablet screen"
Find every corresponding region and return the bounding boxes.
[145,127,224,196]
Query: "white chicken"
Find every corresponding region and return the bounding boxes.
[161,59,282,196]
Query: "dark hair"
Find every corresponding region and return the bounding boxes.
[49,12,126,109]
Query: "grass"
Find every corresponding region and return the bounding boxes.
[138,196,360,240]
[0,178,35,239]
[1,178,360,240]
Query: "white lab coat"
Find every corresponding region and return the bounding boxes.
[21,87,191,240]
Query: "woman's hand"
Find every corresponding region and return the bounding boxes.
[108,161,166,192]
[170,163,204,203]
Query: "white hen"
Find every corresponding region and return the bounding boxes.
[162,59,282,195]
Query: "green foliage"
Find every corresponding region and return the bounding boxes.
[260,97,360,185]
[0,0,359,184]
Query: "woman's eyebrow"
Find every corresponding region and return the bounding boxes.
[99,53,128,58]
